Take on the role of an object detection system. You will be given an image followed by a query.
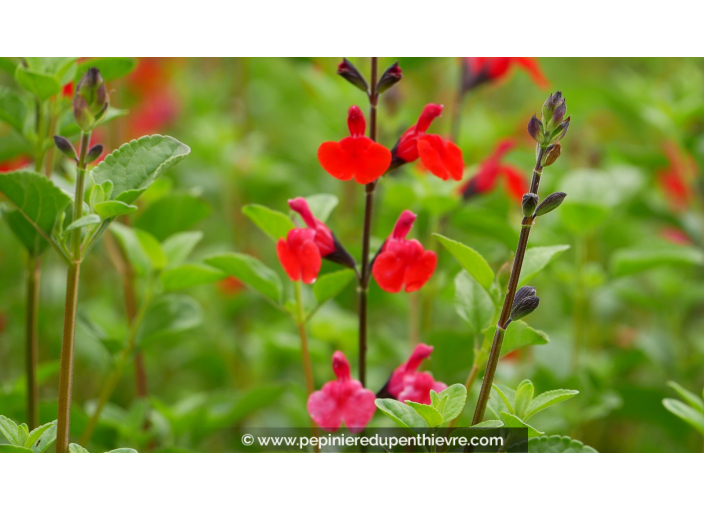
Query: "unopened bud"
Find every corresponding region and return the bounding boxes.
[377,61,402,94]
[549,116,570,143]
[337,58,368,93]
[542,91,566,131]
[522,193,539,217]
[543,143,562,166]
[86,144,104,164]
[73,68,109,131]
[514,286,537,305]
[510,295,540,322]
[534,192,567,217]
[527,114,544,143]
[53,135,77,161]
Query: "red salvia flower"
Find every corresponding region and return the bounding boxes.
[62,82,74,98]
[372,210,437,293]
[276,197,336,284]
[0,155,30,173]
[307,351,376,433]
[459,139,528,203]
[317,106,392,185]
[392,104,464,181]
[385,344,446,405]
[657,142,698,211]
[463,57,549,90]
[661,227,693,246]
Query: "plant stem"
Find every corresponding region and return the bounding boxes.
[56,130,91,453]
[450,61,466,143]
[24,256,40,429]
[470,146,546,426]
[358,56,378,387]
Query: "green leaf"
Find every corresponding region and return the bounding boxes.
[405,401,444,427]
[205,253,283,304]
[527,435,598,453]
[242,204,295,242]
[518,245,570,286]
[500,320,549,357]
[65,213,101,232]
[667,381,704,413]
[662,399,704,436]
[25,420,57,452]
[524,389,579,420]
[0,415,22,445]
[69,443,90,453]
[499,411,543,437]
[134,193,210,241]
[305,193,338,222]
[0,87,27,133]
[0,445,33,453]
[434,234,494,289]
[94,200,137,219]
[162,231,203,268]
[454,271,495,335]
[471,420,504,428]
[107,448,138,453]
[429,391,449,417]
[161,264,225,292]
[14,66,61,101]
[313,269,355,304]
[138,294,203,347]
[92,135,191,204]
[0,171,72,253]
[77,57,137,82]
[4,210,48,255]
[204,386,284,428]
[374,399,427,432]
[492,385,516,415]
[110,223,165,275]
[438,384,468,423]
[610,246,704,277]
[514,380,534,419]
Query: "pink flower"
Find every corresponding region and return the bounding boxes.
[307,351,376,433]
[386,344,446,405]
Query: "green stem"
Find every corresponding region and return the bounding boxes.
[470,146,546,427]
[294,281,315,397]
[56,130,91,453]
[24,256,40,429]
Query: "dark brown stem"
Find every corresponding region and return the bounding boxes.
[56,131,91,453]
[358,56,378,387]
[470,146,545,427]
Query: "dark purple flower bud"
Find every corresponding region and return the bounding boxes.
[550,116,571,142]
[514,286,537,306]
[542,91,566,131]
[74,67,109,130]
[53,135,77,161]
[528,114,544,143]
[535,192,567,217]
[85,144,104,164]
[510,295,540,322]
[377,61,402,94]
[522,193,539,217]
[337,58,368,93]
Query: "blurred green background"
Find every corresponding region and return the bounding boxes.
[1,57,704,452]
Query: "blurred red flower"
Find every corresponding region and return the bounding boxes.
[276,197,335,284]
[372,210,437,293]
[661,227,693,245]
[0,155,31,173]
[459,139,528,202]
[657,142,698,211]
[218,276,245,295]
[317,105,392,184]
[126,58,180,139]
[307,351,376,432]
[462,57,549,90]
[392,104,464,181]
[385,344,446,405]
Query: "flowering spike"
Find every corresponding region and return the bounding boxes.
[337,58,369,93]
[73,67,109,131]
[377,61,403,94]
[307,351,376,433]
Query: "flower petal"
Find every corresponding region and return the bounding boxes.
[372,251,406,293]
[404,250,437,292]
[276,238,300,281]
[317,140,354,181]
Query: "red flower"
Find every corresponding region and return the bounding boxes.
[657,142,698,211]
[62,82,74,98]
[307,351,376,433]
[459,139,528,202]
[372,210,437,293]
[317,106,392,185]
[463,57,549,90]
[392,104,464,181]
[276,197,335,284]
[386,344,446,405]
[0,155,30,173]
[661,227,693,245]
[218,276,245,295]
